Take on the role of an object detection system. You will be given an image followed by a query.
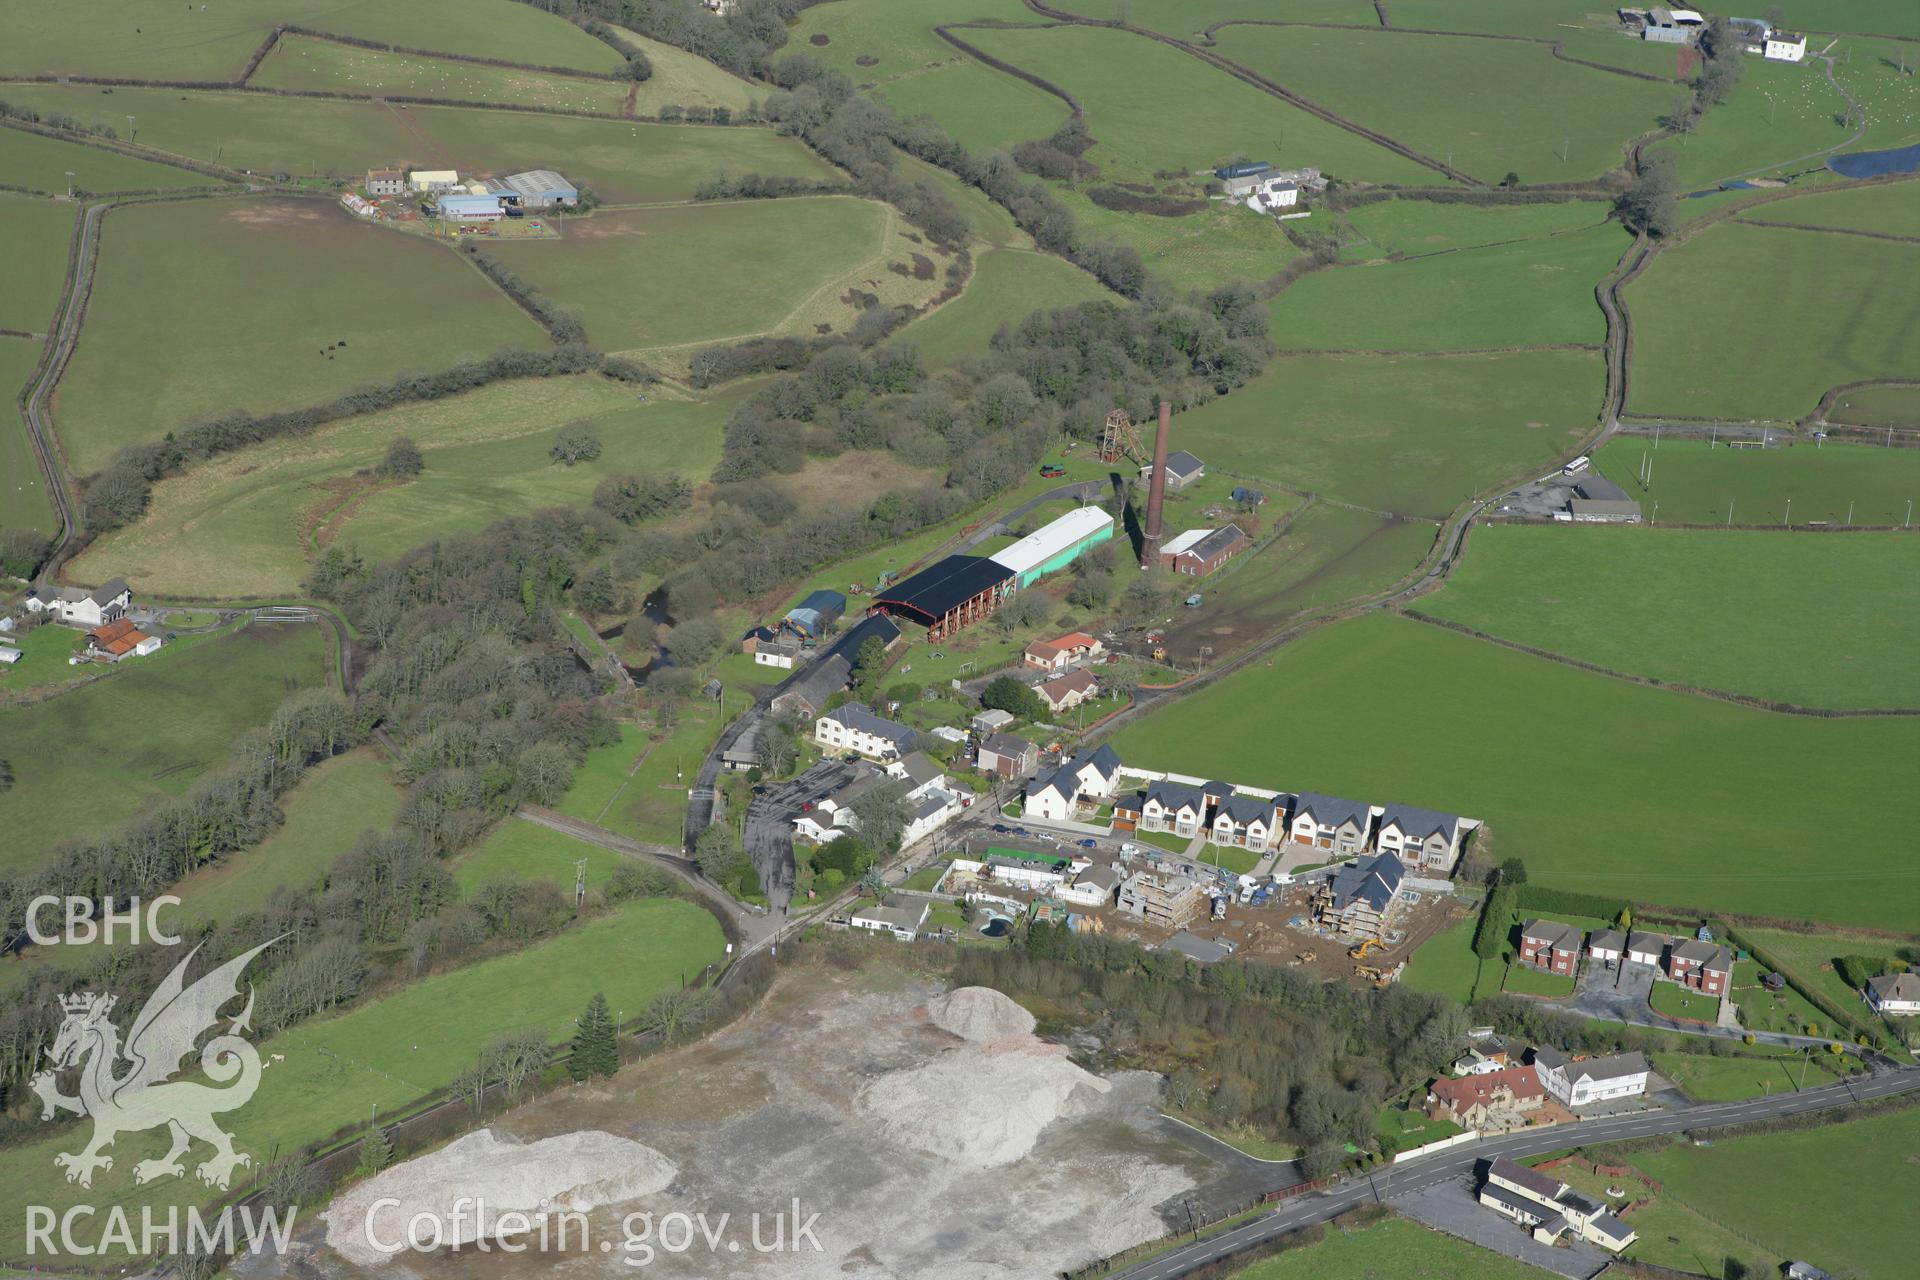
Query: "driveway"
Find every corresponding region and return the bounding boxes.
[1565,960,1847,1052]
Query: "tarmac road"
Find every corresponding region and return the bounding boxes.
[1111,1064,1920,1280]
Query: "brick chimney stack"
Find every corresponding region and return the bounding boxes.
[1140,399,1171,569]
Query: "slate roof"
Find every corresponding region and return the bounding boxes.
[1164,450,1204,478]
[1479,1184,1555,1224]
[852,896,926,932]
[1574,475,1632,502]
[1219,793,1279,826]
[824,702,916,749]
[1588,928,1626,952]
[1589,1213,1637,1245]
[1145,778,1206,813]
[895,751,944,789]
[979,731,1036,760]
[771,653,852,717]
[1522,919,1585,952]
[1867,972,1920,1002]
[1327,852,1403,913]
[1627,929,1671,956]
[1294,791,1373,831]
[1485,1156,1567,1205]
[1038,668,1099,703]
[1379,802,1460,845]
[1064,743,1121,780]
[1541,1049,1649,1085]
[88,577,130,605]
[1173,525,1247,563]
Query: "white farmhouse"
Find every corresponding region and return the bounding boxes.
[25,578,131,629]
[1532,1047,1649,1107]
[1764,31,1807,60]
[815,702,917,760]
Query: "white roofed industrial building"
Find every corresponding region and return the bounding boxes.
[989,507,1115,588]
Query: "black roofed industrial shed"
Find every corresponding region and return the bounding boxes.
[868,555,1015,640]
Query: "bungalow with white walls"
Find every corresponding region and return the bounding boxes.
[1865,972,1920,1015]
[850,896,929,941]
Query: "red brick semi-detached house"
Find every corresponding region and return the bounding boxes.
[1667,939,1734,996]
[1519,920,1583,975]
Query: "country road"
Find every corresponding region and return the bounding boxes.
[1114,1064,1920,1280]
[17,198,105,579]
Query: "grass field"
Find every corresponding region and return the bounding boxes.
[1729,958,1837,1037]
[1211,26,1671,181]
[879,60,1069,153]
[1653,1044,1847,1100]
[1827,382,1920,428]
[899,246,1108,367]
[954,24,1436,183]
[606,27,761,113]
[0,622,92,691]
[892,151,1025,249]
[1270,222,1621,351]
[1649,58,1852,188]
[251,35,631,114]
[1501,960,1577,997]
[1648,977,1716,1020]
[1110,613,1920,929]
[0,89,836,202]
[1590,436,1920,525]
[1742,925,1914,1022]
[1742,178,1920,236]
[1075,0,1379,32]
[0,0,618,80]
[1178,350,1601,518]
[55,197,544,474]
[1339,196,1612,256]
[494,197,946,358]
[1227,1213,1548,1280]
[0,623,330,871]
[1402,916,1486,1005]
[1630,1104,1920,1278]
[0,897,723,1259]
[452,816,627,894]
[556,708,728,846]
[1626,221,1920,421]
[0,124,216,194]
[68,377,727,598]
[1422,523,1920,707]
[0,339,54,532]
[1055,186,1302,292]
[168,748,399,924]
[0,195,73,333]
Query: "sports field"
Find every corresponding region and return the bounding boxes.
[0,195,73,334]
[0,340,52,532]
[251,35,631,114]
[0,896,724,1260]
[901,247,1109,368]
[167,748,400,925]
[1339,196,1611,256]
[1270,222,1620,351]
[1228,1213,1546,1280]
[54,197,545,473]
[453,817,627,894]
[1591,437,1920,526]
[1110,613,1920,929]
[1743,178,1920,237]
[67,378,728,598]
[0,0,618,81]
[1630,1105,1920,1278]
[0,124,215,194]
[1210,26,1671,181]
[954,24,1436,183]
[1423,523,1920,707]
[1178,349,1600,517]
[1625,221,1920,421]
[1057,186,1303,292]
[492,197,944,357]
[0,623,331,871]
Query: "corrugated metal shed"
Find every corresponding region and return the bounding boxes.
[989,507,1114,586]
[496,168,580,205]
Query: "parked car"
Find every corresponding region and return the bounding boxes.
[990,824,1009,834]
[1077,838,1098,848]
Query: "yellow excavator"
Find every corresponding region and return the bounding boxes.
[1348,938,1384,960]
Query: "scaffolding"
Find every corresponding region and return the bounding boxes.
[1098,408,1146,464]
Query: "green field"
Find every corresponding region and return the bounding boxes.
[1743,179,1920,237]
[1227,1213,1548,1280]
[1110,613,1920,929]
[1591,436,1920,526]
[1402,915,1486,1005]
[1339,196,1611,257]
[1211,26,1671,181]
[67,377,727,598]
[556,708,727,846]
[1650,58,1852,188]
[0,195,72,333]
[955,24,1435,183]
[453,816,628,894]
[0,89,836,202]
[900,246,1109,367]
[1827,382,1920,428]
[0,339,54,532]
[892,151,1025,249]
[607,27,761,113]
[1271,223,1621,351]
[0,0,618,80]
[494,197,944,357]
[1179,349,1601,517]
[0,623,331,871]
[251,35,631,114]
[1075,0,1379,33]
[1055,185,1302,292]
[1423,523,1920,707]
[1647,977,1716,1020]
[54,196,545,473]
[1501,959,1576,997]
[0,897,724,1259]
[1630,1104,1920,1278]
[1653,1045,1845,1101]
[165,748,399,924]
[1626,221,1920,421]
[0,124,216,194]
[0,620,92,691]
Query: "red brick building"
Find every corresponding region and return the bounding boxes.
[1518,919,1583,975]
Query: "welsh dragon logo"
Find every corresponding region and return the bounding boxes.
[31,938,279,1190]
